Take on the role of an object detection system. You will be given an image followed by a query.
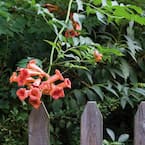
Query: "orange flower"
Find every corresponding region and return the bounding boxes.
[27,59,45,75]
[28,87,42,109]
[29,97,41,109]
[57,78,71,89]
[17,69,29,86]
[29,87,42,100]
[10,72,17,83]
[39,81,52,95]
[10,59,72,108]
[25,77,35,86]
[47,69,64,83]
[93,50,103,62]
[33,78,41,87]
[17,68,43,77]
[65,29,79,38]
[16,88,28,101]
[49,85,64,99]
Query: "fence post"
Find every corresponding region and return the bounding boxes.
[28,102,50,145]
[134,101,145,145]
[81,101,103,145]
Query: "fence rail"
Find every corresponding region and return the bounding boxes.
[28,101,145,145]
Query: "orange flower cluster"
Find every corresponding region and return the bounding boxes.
[10,60,71,109]
[93,50,103,62]
[65,13,81,38]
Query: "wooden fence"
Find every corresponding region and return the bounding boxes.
[28,101,145,145]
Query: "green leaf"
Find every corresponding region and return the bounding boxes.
[64,54,80,60]
[103,84,119,97]
[131,88,145,96]
[127,5,143,14]
[44,40,57,48]
[125,35,142,61]
[96,11,106,24]
[73,89,85,104]
[86,5,96,15]
[120,97,127,109]
[118,134,129,143]
[52,100,63,112]
[64,62,88,70]
[84,71,93,84]
[93,0,102,5]
[83,88,96,100]
[0,9,10,19]
[106,128,115,141]
[16,57,43,68]
[91,85,104,100]
[67,47,82,58]
[120,59,130,81]
[95,45,124,56]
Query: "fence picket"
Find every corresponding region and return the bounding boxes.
[134,101,145,145]
[27,101,145,145]
[28,102,50,145]
[81,101,103,145]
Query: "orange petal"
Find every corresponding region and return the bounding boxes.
[57,78,71,89]
[39,81,52,95]
[33,78,41,87]
[47,69,64,83]
[27,59,45,74]
[29,87,42,100]
[29,97,41,109]
[10,72,17,83]
[93,50,103,62]
[16,88,28,101]
[49,85,64,99]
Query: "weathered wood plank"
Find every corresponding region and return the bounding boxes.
[28,102,50,145]
[81,101,103,145]
[134,101,145,145]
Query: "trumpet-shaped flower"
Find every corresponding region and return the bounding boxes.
[57,78,71,89]
[39,81,52,95]
[33,78,41,87]
[27,60,45,75]
[29,97,41,109]
[47,69,64,83]
[10,72,17,83]
[16,88,28,101]
[10,59,72,109]
[49,85,64,100]
[29,87,42,100]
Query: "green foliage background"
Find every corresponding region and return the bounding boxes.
[0,0,145,145]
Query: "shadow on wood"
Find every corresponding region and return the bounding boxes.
[134,101,145,145]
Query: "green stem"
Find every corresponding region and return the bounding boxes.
[47,0,73,74]
[41,102,50,119]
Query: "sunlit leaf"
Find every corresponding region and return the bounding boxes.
[118,134,129,142]
[76,0,83,11]
[106,128,115,141]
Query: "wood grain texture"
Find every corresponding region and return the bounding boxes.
[134,101,145,145]
[28,102,50,145]
[81,101,103,145]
